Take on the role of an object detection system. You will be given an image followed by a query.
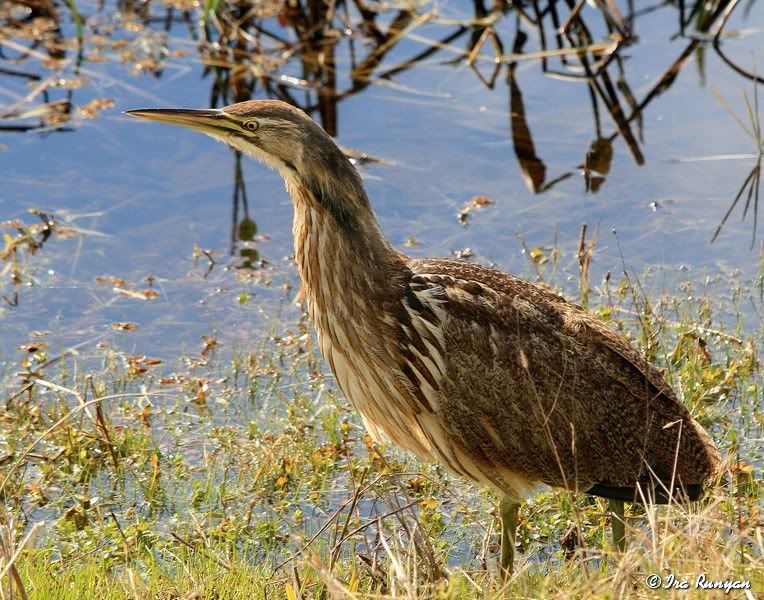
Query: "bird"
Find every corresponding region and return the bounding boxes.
[127,100,721,576]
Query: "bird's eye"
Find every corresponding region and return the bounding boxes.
[244,120,259,132]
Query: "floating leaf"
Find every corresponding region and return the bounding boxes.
[115,288,159,300]
[96,276,130,287]
[77,98,115,119]
[458,195,495,224]
[201,336,218,358]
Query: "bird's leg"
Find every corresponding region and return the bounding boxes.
[499,495,520,578]
[609,499,626,552]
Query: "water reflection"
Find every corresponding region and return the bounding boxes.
[508,30,546,193]
[230,150,262,269]
[191,0,761,245]
[1,0,763,283]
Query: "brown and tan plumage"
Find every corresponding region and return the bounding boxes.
[127,99,721,574]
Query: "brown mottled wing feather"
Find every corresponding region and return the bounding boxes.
[407,258,720,500]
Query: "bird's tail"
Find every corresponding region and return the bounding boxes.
[586,481,705,504]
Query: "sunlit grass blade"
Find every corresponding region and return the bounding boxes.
[66,0,83,46]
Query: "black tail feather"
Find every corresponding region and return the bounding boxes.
[587,482,705,504]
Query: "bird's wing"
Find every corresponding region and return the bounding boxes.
[405,258,719,498]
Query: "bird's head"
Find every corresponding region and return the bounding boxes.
[128,100,325,178]
[127,100,370,235]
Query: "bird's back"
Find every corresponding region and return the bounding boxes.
[405,258,720,503]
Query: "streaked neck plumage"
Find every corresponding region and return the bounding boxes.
[222,102,405,309]
[285,174,404,326]
[237,116,431,456]
[276,137,406,326]
[283,166,432,458]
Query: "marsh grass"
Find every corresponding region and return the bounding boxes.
[0,241,761,598]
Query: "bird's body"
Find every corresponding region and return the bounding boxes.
[127,99,721,570]
[298,227,718,501]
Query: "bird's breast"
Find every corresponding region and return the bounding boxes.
[291,200,434,456]
[315,305,434,458]
[304,270,539,499]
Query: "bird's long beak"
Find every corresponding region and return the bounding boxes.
[126,108,230,137]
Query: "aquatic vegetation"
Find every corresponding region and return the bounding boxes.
[0,246,761,598]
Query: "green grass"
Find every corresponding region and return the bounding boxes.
[0,258,761,599]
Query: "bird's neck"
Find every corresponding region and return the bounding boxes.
[286,176,432,459]
[286,179,405,325]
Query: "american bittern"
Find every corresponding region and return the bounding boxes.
[127,101,720,576]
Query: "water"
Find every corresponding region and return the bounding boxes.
[2,0,763,366]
